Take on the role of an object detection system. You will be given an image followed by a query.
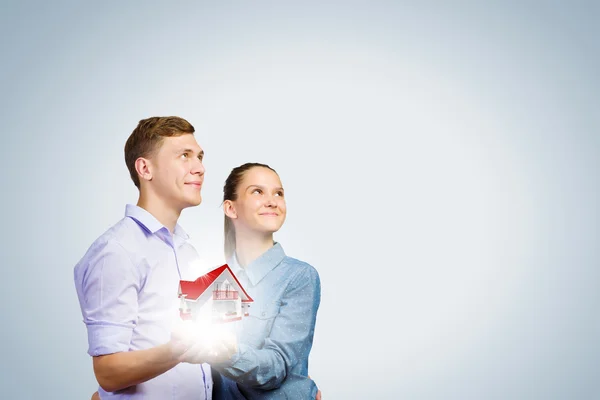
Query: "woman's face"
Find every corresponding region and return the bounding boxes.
[232,167,287,235]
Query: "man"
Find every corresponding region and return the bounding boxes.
[74,116,234,399]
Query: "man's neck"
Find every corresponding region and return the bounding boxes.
[137,192,181,234]
[235,231,275,268]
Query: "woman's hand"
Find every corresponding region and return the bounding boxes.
[308,375,322,400]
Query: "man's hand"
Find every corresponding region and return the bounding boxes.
[171,321,238,365]
[178,328,237,365]
[168,320,196,361]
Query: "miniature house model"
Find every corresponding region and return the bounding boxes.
[178,264,253,324]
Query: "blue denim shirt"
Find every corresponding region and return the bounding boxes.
[73,205,212,399]
[212,243,321,400]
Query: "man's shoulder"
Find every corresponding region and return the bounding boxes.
[93,216,147,249]
[74,217,147,268]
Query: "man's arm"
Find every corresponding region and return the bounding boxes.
[92,321,200,392]
[92,343,177,392]
[75,240,188,392]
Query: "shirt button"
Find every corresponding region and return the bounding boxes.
[261,312,266,317]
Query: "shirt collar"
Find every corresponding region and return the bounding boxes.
[125,204,189,242]
[230,242,286,286]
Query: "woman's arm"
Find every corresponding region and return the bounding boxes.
[217,265,321,390]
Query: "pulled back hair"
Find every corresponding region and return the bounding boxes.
[124,116,195,189]
[223,162,278,260]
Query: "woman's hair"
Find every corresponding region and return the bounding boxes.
[223,162,278,260]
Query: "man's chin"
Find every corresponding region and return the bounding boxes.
[183,196,202,208]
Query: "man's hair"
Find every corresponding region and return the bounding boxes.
[124,116,195,188]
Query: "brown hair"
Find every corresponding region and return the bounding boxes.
[223,162,278,260]
[124,116,195,188]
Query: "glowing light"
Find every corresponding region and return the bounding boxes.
[177,315,238,359]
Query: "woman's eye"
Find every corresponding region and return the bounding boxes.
[253,189,262,194]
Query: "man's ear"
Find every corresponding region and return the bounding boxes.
[135,157,153,183]
[223,200,237,219]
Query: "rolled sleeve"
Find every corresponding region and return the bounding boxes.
[220,265,321,390]
[74,239,140,356]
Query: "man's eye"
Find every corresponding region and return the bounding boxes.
[181,153,188,158]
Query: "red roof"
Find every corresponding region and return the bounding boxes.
[179,264,253,303]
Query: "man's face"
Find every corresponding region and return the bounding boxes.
[233,166,287,235]
[148,134,205,211]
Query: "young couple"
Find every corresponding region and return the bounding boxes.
[74,116,321,399]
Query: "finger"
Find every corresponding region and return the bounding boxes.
[208,342,231,363]
[179,343,210,364]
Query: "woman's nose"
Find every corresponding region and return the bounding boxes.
[265,196,277,207]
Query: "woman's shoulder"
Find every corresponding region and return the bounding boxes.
[282,255,320,279]
[283,254,313,269]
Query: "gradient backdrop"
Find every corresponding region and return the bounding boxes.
[1,1,598,399]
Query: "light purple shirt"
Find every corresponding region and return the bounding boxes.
[74,204,212,399]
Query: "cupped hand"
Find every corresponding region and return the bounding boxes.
[178,326,238,365]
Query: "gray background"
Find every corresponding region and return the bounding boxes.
[1,1,598,399]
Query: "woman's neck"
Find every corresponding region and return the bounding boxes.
[235,231,275,268]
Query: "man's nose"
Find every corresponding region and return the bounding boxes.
[191,157,205,174]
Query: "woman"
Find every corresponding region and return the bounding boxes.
[210,162,322,400]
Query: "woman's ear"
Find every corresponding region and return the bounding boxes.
[223,200,237,219]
